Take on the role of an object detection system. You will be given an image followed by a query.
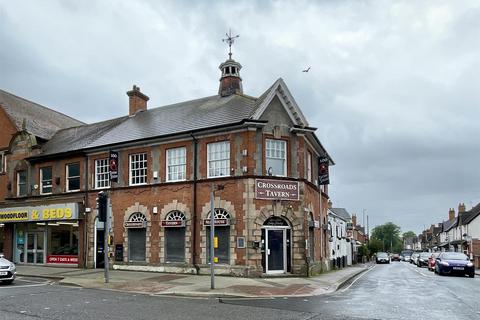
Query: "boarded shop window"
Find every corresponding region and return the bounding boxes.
[95,158,110,189]
[164,210,186,262]
[207,141,230,178]
[127,212,147,262]
[40,167,52,194]
[206,209,231,264]
[266,139,286,176]
[129,153,147,186]
[166,147,186,182]
[66,163,80,192]
[17,170,27,196]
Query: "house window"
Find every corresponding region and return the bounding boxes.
[266,139,286,176]
[95,158,110,189]
[0,151,5,173]
[17,170,27,196]
[166,147,186,182]
[40,167,52,194]
[66,163,80,192]
[207,141,230,178]
[129,153,147,186]
[307,151,312,182]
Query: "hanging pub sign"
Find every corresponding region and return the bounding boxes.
[255,179,299,201]
[203,218,230,226]
[318,156,330,185]
[161,220,186,227]
[109,151,119,182]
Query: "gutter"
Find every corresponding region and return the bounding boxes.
[190,132,199,274]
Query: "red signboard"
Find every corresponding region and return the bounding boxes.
[203,218,230,226]
[124,221,147,228]
[161,220,185,227]
[255,179,299,201]
[47,255,78,264]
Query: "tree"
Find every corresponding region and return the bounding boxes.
[402,231,416,239]
[368,238,383,255]
[371,222,402,253]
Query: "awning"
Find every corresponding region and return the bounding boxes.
[449,240,466,245]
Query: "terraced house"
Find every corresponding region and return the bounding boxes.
[0,52,333,276]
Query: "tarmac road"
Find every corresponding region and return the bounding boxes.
[222,262,480,320]
[0,277,317,320]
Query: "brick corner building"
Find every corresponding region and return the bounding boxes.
[0,52,334,276]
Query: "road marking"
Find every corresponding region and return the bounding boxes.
[340,265,376,293]
[2,282,51,289]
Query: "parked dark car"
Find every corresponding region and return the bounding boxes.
[391,254,401,262]
[376,252,390,264]
[417,252,431,267]
[428,252,440,271]
[435,252,474,278]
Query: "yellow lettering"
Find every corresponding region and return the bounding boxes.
[65,208,72,219]
[42,209,49,219]
[32,210,39,220]
[57,208,64,219]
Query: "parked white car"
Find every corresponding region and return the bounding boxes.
[0,254,16,285]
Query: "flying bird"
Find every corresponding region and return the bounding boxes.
[302,67,311,73]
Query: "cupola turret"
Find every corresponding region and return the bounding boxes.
[218,30,243,97]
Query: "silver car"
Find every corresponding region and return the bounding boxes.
[0,254,16,285]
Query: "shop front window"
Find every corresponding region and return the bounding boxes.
[127,212,147,262]
[47,223,79,258]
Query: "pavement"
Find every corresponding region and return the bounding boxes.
[15,263,371,298]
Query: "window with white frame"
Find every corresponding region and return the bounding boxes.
[307,151,312,182]
[40,166,52,194]
[207,141,230,178]
[265,139,286,176]
[66,163,80,192]
[129,153,147,185]
[166,147,186,182]
[17,170,27,196]
[0,151,5,173]
[95,158,110,189]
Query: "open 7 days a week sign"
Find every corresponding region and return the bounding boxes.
[255,179,299,201]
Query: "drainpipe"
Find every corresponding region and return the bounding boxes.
[190,132,199,274]
[83,153,89,269]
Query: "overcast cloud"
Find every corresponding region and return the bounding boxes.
[1,0,479,234]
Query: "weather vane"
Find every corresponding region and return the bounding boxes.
[222,29,239,60]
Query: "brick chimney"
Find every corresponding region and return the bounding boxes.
[448,208,455,221]
[458,203,466,215]
[127,85,149,116]
[352,214,357,226]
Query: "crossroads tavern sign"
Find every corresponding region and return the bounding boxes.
[255,179,299,201]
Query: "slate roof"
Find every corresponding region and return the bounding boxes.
[459,203,480,225]
[442,218,457,232]
[329,208,351,221]
[0,89,84,140]
[39,94,256,156]
[34,78,334,163]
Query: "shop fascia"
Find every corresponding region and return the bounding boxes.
[0,203,80,224]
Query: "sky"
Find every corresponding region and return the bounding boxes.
[1,0,479,234]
